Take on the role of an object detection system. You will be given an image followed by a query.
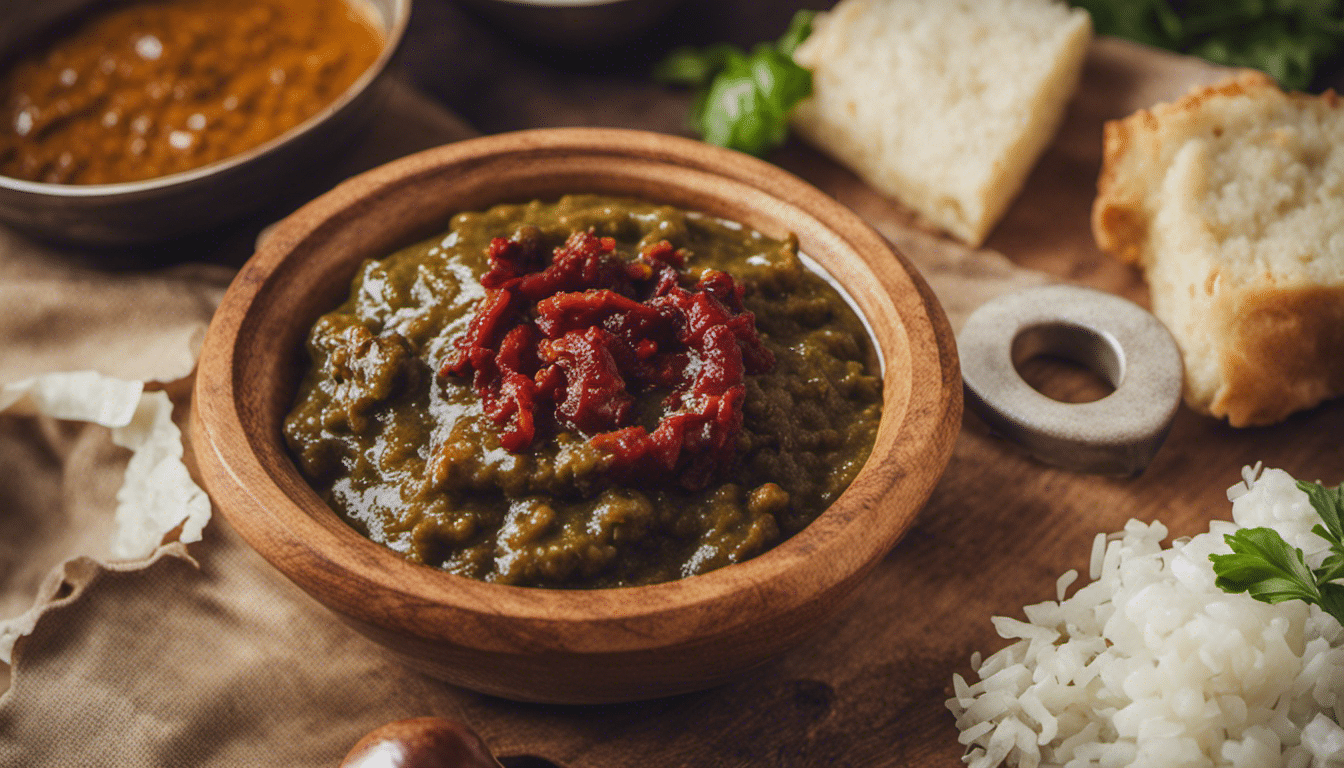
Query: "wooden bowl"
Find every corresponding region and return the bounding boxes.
[191,128,961,704]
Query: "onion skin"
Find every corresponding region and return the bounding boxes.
[340,717,503,768]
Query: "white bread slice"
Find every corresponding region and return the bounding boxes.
[790,0,1091,246]
[1094,71,1344,427]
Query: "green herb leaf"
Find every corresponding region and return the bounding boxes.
[1070,0,1183,48]
[654,10,815,157]
[776,9,817,57]
[1316,549,1344,587]
[1071,0,1344,91]
[1322,582,1344,623]
[1301,479,1344,543]
[653,43,738,89]
[1211,527,1322,605]
[1305,478,1344,583]
[1209,479,1344,627]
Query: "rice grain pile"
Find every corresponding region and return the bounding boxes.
[948,466,1344,768]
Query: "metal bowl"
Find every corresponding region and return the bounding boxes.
[0,0,411,247]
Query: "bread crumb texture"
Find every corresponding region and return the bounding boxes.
[790,0,1091,246]
[1094,72,1344,427]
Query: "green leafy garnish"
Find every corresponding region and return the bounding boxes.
[1070,0,1344,91]
[653,10,816,157]
[1210,479,1344,625]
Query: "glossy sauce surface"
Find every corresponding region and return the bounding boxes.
[284,196,883,588]
[0,0,382,184]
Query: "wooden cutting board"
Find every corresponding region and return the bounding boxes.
[410,23,1344,768]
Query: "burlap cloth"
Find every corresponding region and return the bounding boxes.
[0,43,1231,767]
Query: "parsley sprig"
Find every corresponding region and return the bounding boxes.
[1211,479,1344,625]
[1071,0,1344,91]
[653,11,816,157]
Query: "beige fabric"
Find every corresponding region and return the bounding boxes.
[0,77,480,763]
[0,45,1233,766]
[2,523,473,765]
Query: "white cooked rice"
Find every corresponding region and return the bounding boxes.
[947,465,1344,768]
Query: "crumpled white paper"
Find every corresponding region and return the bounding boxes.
[0,371,211,663]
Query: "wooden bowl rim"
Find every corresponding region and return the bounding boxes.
[192,127,961,655]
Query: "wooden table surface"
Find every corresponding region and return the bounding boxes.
[357,3,1344,765]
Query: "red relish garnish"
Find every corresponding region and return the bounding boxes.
[441,230,774,489]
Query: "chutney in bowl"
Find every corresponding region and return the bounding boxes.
[283,194,883,588]
[191,128,961,703]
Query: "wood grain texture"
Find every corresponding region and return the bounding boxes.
[190,128,961,705]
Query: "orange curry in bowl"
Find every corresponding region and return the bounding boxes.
[0,0,383,185]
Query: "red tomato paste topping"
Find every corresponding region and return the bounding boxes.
[441,230,775,489]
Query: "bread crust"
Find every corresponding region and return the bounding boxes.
[1092,71,1277,265]
[1093,72,1344,426]
[791,0,1091,247]
[1212,285,1344,427]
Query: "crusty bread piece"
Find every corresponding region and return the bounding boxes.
[790,0,1091,246]
[1094,71,1344,427]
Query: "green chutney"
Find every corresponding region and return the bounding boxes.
[283,195,882,588]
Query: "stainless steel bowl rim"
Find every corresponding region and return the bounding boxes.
[0,0,411,196]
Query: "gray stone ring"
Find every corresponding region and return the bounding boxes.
[957,284,1183,476]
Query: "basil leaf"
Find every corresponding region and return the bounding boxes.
[655,10,815,157]
[697,53,772,153]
